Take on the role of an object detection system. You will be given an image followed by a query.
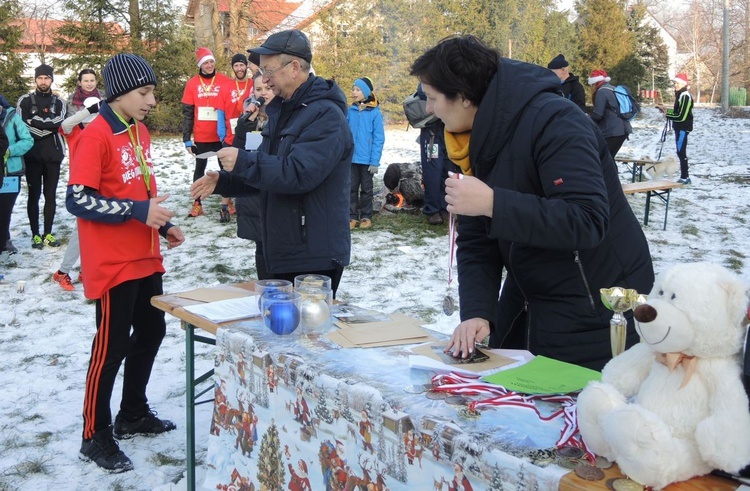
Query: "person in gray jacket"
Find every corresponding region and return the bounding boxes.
[588,69,631,157]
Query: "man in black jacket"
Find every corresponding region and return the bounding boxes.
[548,54,586,112]
[192,30,353,295]
[412,36,654,370]
[17,64,67,249]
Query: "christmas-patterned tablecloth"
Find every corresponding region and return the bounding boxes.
[203,323,571,490]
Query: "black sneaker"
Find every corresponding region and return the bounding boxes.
[5,240,17,255]
[79,426,133,473]
[31,235,43,249]
[219,208,230,223]
[114,409,176,439]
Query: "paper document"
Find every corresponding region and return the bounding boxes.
[244,133,263,150]
[409,343,522,376]
[183,295,261,323]
[194,151,217,159]
[482,355,601,394]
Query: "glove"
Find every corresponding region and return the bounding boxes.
[3,149,8,163]
[85,100,101,114]
[185,141,195,154]
[368,165,378,175]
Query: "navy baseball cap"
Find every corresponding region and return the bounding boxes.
[248,29,312,63]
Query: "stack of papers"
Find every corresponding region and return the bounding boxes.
[326,312,436,348]
[182,295,261,324]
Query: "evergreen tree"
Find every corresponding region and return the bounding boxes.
[316,390,333,424]
[396,436,408,481]
[576,0,634,75]
[432,423,446,461]
[612,4,670,97]
[53,0,124,92]
[543,10,581,70]
[489,464,504,490]
[377,420,386,460]
[257,421,285,490]
[140,0,195,132]
[0,0,27,102]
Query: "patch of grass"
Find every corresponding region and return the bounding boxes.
[717,175,750,185]
[724,256,744,272]
[1,433,25,451]
[35,431,54,446]
[365,212,447,240]
[727,249,746,258]
[681,224,699,236]
[108,482,128,491]
[0,477,17,490]
[149,452,185,467]
[209,263,234,275]
[6,457,52,476]
[21,413,44,424]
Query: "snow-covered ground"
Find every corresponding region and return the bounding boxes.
[0,106,748,489]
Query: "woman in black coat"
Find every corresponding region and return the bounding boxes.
[411,36,654,370]
[231,72,274,279]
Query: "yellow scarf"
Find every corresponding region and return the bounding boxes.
[444,130,472,176]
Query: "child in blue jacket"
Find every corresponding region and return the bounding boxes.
[347,77,384,229]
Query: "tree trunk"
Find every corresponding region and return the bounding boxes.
[129,0,141,50]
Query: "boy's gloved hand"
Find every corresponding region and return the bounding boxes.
[368,165,378,174]
[86,100,101,113]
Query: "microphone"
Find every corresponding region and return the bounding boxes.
[248,97,266,121]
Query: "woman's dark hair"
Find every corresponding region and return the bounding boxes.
[77,68,97,81]
[410,35,499,107]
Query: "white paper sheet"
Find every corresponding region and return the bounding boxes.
[183,295,261,323]
[244,132,263,150]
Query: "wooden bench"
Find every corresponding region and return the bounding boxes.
[622,180,683,230]
[615,157,659,182]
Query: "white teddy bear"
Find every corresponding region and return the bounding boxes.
[577,262,750,489]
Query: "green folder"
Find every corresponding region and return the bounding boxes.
[482,355,601,394]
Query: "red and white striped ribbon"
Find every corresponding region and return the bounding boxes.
[432,371,595,462]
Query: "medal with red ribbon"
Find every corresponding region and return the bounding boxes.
[429,371,595,464]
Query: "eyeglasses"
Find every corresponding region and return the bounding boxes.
[260,60,293,78]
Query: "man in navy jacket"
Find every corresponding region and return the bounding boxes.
[192,30,353,295]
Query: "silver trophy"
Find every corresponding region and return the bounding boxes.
[600,287,647,357]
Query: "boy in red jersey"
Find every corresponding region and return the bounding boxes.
[66,53,185,473]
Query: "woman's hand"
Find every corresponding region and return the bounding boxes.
[445,172,494,217]
[445,317,491,359]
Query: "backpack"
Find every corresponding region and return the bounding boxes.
[402,91,438,129]
[605,85,640,121]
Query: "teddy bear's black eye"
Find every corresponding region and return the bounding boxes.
[659,290,664,296]
[671,293,676,300]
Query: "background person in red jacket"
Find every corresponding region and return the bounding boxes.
[181,47,231,219]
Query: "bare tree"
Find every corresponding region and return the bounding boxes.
[21,0,65,64]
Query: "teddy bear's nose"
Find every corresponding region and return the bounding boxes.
[633,304,657,323]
